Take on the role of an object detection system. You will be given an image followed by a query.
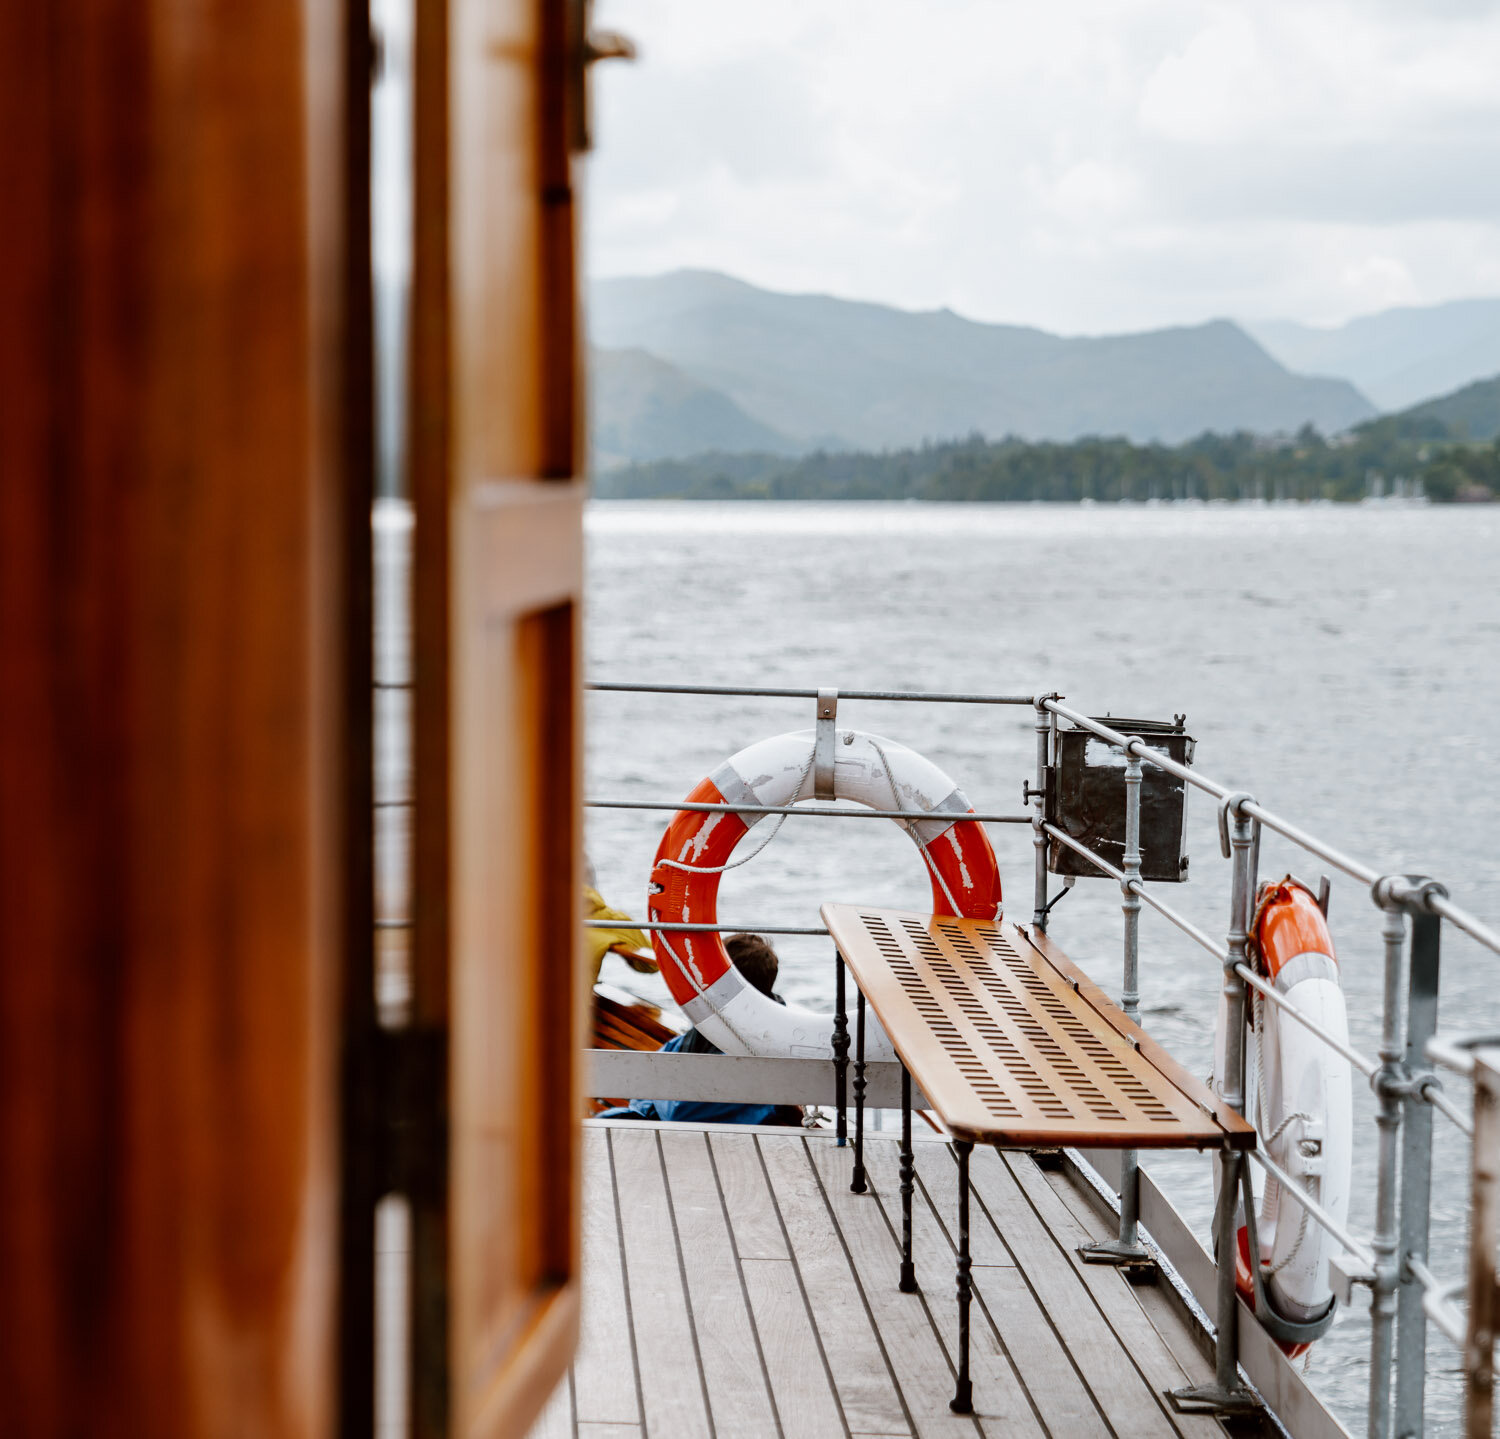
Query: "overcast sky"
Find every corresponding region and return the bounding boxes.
[586,0,1500,334]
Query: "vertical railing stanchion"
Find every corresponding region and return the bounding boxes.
[851,988,868,1193]
[1396,893,1444,1439]
[1465,1049,1500,1439]
[1171,796,1259,1415]
[1119,747,1144,1250]
[834,951,849,1147]
[1080,742,1150,1268]
[1370,888,1409,1439]
[1032,698,1050,930]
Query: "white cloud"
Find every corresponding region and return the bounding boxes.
[586,0,1500,331]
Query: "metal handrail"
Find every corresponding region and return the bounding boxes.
[589,680,1036,705]
[1429,892,1500,959]
[1043,698,1383,887]
[1404,1256,1466,1347]
[1428,1033,1500,1079]
[589,681,1500,961]
[1042,821,1229,960]
[586,918,830,936]
[588,798,1033,823]
[1044,819,1388,1083]
[1233,963,1379,1079]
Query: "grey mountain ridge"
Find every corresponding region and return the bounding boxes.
[589,269,1377,466]
[1247,299,1500,412]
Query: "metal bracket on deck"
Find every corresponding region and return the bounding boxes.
[1078,1239,1157,1285]
[814,688,839,800]
[1167,1382,1263,1417]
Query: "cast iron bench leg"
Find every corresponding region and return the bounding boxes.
[900,1062,917,1291]
[950,1139,974,1414]
[851,988,867,1193]
[833,950,848,1147]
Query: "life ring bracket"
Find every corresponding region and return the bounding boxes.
[1236,1160,1339,1346]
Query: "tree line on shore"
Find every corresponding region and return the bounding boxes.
[595,415,1500,504]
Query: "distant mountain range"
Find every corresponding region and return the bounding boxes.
[589,272,1500,469]
[1246,300,1500,412]
[1368,373,1500,443]
[589,271,1376,466]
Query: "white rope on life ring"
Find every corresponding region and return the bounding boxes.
[1213,876,1354,1355]
[647,728,1003,1060]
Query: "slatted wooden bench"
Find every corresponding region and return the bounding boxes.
[820,903,1255,1414]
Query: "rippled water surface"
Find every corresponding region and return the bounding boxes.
[584,500,1500,1436]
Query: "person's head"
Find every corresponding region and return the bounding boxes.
[726,932,779,998]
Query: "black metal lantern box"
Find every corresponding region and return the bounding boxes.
[1045,716,1195,882]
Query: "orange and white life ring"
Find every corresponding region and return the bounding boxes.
[648,728,1002,1059]
[1214,877,1353,1352]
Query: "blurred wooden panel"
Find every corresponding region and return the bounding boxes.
[0,0,363,1434]
[408,0,586,1434]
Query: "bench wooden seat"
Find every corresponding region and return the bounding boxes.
[819,903,1254,1416]
[820,903,1253,1151]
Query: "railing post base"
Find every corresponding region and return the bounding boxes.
[1077,1239,1155,1285]
[1167,1382,1261,1417]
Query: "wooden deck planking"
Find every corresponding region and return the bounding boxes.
[708,1127,791,1260]
[808,1139,1028,1439]
[573,1130,642,1428]
[1001,1152,1223,1439]
[968,1147,1185,1439]
[758,1134,917,1437]
[706,1131,850,1439]
[1036,1161,1224,1400]
[608,1127,715,1438]
[854,1141,1049,1439]
[739,1257,853,1439]
[531,1126,1239,1439]
[657,1129,782,1438]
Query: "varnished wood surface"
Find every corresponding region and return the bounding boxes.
[0,0,359,1433]
[821,907,1254,1150]
[522,1126,1227,1439]
[409,0,588,1429]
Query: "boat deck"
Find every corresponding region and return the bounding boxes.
[526,1121,1240,1439]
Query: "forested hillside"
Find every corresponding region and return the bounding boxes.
[596,412,1500,504]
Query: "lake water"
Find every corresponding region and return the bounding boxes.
[584,499,1500,1436]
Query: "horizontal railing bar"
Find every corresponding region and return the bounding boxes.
[1133,884,1230,962]
[1406,1255,1466,1347]
[1430,892,1500,960]
[1233,964,1378,1078]
[1042,821,1128,880]
[1045,699,1383,886]
[586,919,830,936]
[588,680,1036,705]
[1421,1078,1474,1137]
[1247,1147,1376,1269]
[1041,822,1229,961]
[1239,802,1380,887]
[587,798,1033,824]
[1043,700,1229,801]
[1426,1034,1500,1080]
